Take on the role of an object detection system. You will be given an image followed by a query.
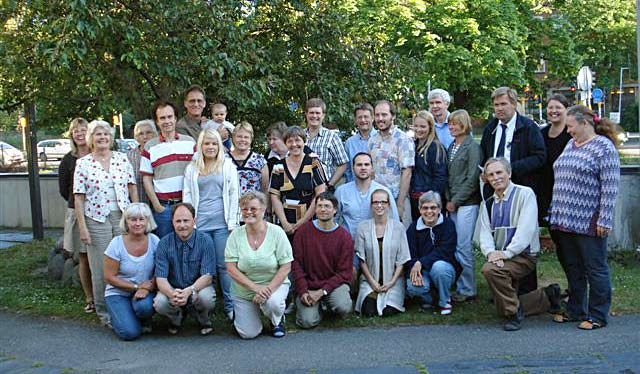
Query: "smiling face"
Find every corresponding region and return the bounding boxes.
[201,136,220,161]
[413,116,432,141]
[126,215,147,236]
[484,161,511,195]
[546,99,567,126]
[315,198,337,223]
[172,206,195,241]
[428,96,449,120]
[72,125,88,147]
[92,127,112,151]
[374,102,394,133]
[285,135,305,156]
[448,118,464,138]
[232,129,252,151]
[493,94,516,124]
[240,198,265,225]
[155,105,176,137]
[135,124,156,149]
[305,106,325,129]
[419,200,441,227]
[370,190,390,218]
[355,109,373,135]
[184,91,205,119]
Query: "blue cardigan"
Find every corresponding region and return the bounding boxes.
[404,216,461,275]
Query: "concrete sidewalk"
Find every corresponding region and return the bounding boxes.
[1,311,639,373]
[0,229,62,249]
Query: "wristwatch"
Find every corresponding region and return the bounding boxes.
[322,289,328,296]
[133,283,139,290]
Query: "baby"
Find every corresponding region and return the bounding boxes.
[202,103,235,150]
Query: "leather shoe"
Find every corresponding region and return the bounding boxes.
[504,305,524,331]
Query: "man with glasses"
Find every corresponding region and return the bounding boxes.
[291,192,353,328]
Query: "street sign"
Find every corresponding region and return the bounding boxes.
[609,112,621,124]
[592,88,604,102]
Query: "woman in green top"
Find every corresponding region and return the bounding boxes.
[225,191,293,339]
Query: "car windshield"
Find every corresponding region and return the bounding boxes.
[1,143,17,150]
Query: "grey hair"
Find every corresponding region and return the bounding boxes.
[428,89,451,104]
[86,120,115,150]
[418,191,442,209]
[120,203,157,234]
[133,119,157,138]
[491,87,518,106]
[484,157,512,175]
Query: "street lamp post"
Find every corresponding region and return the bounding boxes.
[618,67,629,116]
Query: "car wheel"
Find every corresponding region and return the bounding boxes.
[39,152,47,162]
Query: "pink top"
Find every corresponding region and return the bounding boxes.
[73,151,135,222]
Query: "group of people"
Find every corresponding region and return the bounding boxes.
[57,84,620,341]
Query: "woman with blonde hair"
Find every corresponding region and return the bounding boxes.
[410,110,447,220]
[59,117,94,313]
[183,128,239,320]
[445,109,482,303]
[74,120,138,325]
[229,121,269,196]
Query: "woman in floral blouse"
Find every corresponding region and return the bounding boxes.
[229,121,270,196]
[74,120,137,326]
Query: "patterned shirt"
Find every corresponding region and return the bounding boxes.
[154,229,215,289]
[305,126,349,180]
[127,147,148,205]
[140,133,196,200]
[73,152,135,222]
[368,126,415,198]
[231,151,267,194]
[550,136,620,235]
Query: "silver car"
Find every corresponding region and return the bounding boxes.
[37,139,71,161]
[0,141,25,167]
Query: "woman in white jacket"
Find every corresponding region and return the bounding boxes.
[183,128,239,320]
[355,189,411,317]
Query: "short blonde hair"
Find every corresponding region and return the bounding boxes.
[239,190,268,209]
[448,109,473,135]
[120,203,157,234]
[68,118,88,156]
[232,121,254,141]
[86,120,114,151]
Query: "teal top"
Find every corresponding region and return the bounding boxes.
[225,222,293,301]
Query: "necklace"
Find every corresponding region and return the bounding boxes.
[246,224,266,249]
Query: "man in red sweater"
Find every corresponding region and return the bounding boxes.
[292,192,354,328]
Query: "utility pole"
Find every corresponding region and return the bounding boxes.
[24,102,44,240]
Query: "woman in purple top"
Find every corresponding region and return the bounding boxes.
[549,105,620,330]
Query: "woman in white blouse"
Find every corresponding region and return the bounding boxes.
[355,189,411,317]
[74,120,137,325]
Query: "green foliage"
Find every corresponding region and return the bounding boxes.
[0,0,636,135]
[620,101,638,133]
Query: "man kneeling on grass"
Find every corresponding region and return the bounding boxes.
[153,203,216,335]
[479,158,561,331]
[292,192,354,328]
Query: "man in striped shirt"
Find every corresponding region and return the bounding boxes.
[141,100,196,239]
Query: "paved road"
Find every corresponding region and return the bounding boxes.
[1,311,639,373]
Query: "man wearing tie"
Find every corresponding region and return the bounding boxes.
[479,87,546,294]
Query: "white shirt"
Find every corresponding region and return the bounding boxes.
[492,113,517,161]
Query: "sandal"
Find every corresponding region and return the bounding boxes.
[552,312,579,323]
[84,301,95,314]
[578,319,604,330]
[200,324,213,336]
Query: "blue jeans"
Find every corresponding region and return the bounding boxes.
[554,231,611,325]
[105,293,155,341]
[406,260,455,308]
[203,228,232,316]
[451,205,479,297]
[153,203,174,239]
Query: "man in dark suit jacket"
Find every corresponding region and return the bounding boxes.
[480,87,546,294]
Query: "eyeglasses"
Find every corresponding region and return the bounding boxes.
[371,201,389,206]
[241,207,262,213]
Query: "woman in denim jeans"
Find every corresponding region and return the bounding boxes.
[104,203,159,340]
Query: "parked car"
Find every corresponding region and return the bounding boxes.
[37,139,71,161]
[0,141,25,167]
[115,138,138,152]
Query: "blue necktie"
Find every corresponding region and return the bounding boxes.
[496,124,507,157]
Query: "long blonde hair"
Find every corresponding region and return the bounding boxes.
[194,128,225,174]
[413,110,445,163]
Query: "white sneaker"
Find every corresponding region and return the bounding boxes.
[440,303,453,316]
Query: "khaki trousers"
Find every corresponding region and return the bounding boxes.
[481,253,550,318]
[296,284,352,329]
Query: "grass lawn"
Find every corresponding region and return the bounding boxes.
[1,238,638,334]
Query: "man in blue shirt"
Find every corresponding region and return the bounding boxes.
[428,89,454,149]
[154,203,217,335]
[344,103,376,182]
[335,152,399,239]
